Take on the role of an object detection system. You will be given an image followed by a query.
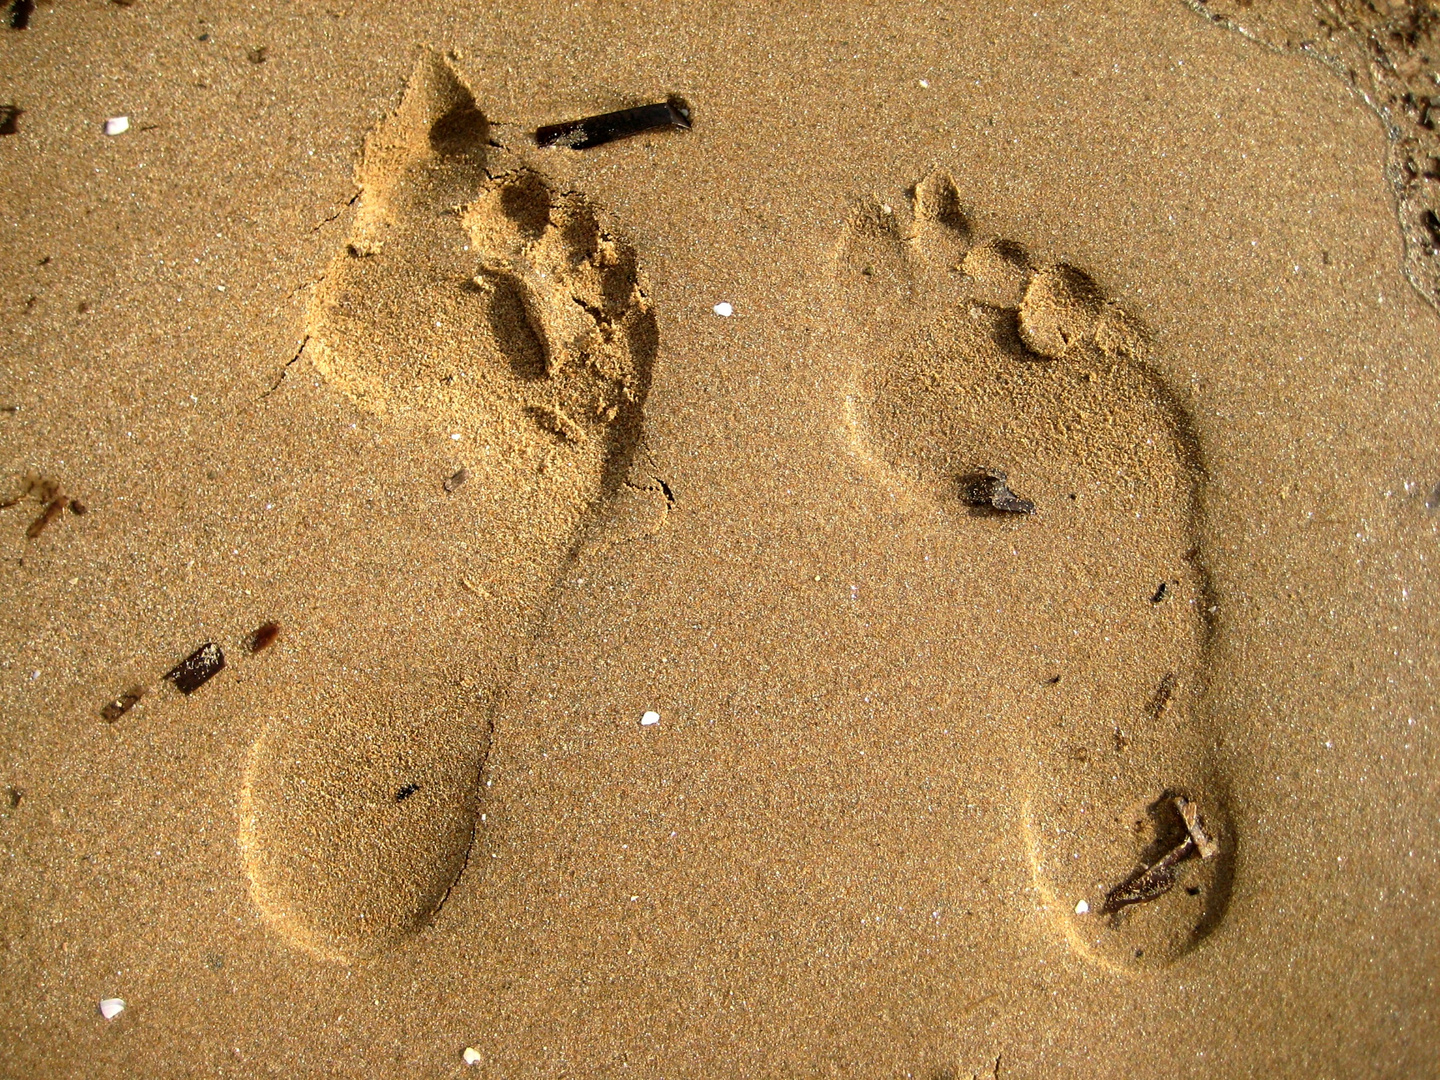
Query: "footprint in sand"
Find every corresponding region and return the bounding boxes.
[835,173,1234,971]
[238,52,655,962]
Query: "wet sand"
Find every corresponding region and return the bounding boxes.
[1,1,1437,1076]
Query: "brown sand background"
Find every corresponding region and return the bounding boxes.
[2,1,1438,1076]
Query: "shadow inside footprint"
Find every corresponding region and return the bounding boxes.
[835,171,1233,973]
[240,51,657,962]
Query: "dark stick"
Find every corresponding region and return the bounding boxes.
[535,95,692,150]
[164,642,226,695]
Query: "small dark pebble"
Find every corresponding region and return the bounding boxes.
[958,468,1034,515]
[245,621,281,654]
[68,499,87,516]
[0,104,19,136]
[247,45,268,64]
[1151,581,1168,604]
[101,686,144,723]
[444,467,469,493]
[394,783,419,802]
[1043,674,1061,685]
[4,786,22,809]
[164,642,225,695]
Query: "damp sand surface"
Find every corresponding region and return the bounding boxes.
[1,2,1438,1077]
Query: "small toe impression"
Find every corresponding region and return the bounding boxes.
[1017,264,1105,359]
[910,170,972,265]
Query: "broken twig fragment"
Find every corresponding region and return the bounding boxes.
[958,468,1034,514]
[164,642,225,694]
[1176,794,1219,860]
[8,0,34,31]
[535,96,692,150]
[1101,793,1218,915]
[100,686,144,723]
[26,496,68,539]
[1101,836,1193,914]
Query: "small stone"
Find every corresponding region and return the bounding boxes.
[102,116,130,136]
[640,710,660,727]
[99,998,125,1020]
[462,1047,481,1066]
[1074,899,1089,915]
[712,302,733,317]
[245,621,281,654]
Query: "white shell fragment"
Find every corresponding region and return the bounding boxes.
[99,998,125,1020]
[102,117,130,136]
[640,710,660,727]
[1075,900,1090,916]
[462,1047,482,1066]
[712,302,734,317]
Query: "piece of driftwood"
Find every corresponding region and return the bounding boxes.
[958,468,1034,514]
[536,96,692,150]
[1101,794,1219,914]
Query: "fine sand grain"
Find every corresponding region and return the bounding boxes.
[2,2,1437,1076]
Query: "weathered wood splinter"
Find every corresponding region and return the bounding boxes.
[959,468,1034,514]
[535,96,692,150]
[1101,794,1218,914]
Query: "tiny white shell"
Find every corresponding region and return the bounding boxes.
[102,117,130,136]
[1074,900,1090,916]
[712,302,733,317]
[640,710,660,727]
[99,998,125,1020]
[462,1047,481,1066]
